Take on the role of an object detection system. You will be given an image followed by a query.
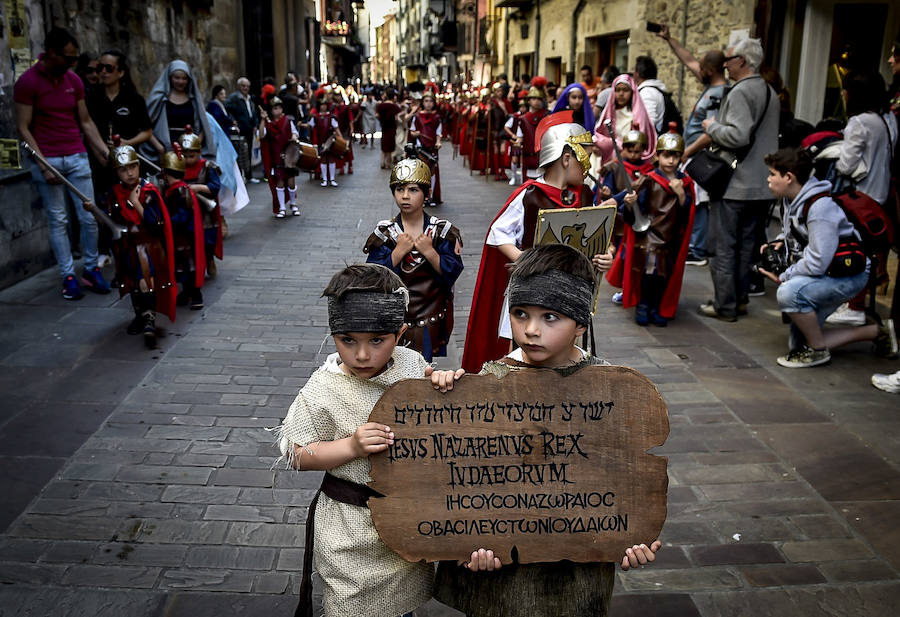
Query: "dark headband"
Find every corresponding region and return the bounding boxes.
[508,270,594,326]
[327,290,408,334]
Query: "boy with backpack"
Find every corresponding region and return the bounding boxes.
[758,147,897,367]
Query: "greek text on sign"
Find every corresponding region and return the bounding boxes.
[368,365,669,564]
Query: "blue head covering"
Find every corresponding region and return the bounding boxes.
[552,83,594,132]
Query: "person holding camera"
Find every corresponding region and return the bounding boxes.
[757,148,897,368]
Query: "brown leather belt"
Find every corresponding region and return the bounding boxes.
[295,473,384,617]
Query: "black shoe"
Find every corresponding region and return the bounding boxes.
[685,252,709,266]
[142,313,157,348]
[190,290,204,311]
[748,281,766,296]
[698,300,737,322]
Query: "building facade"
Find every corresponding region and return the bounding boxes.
[495,0,899,123]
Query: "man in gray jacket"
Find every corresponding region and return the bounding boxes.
[697,38,779,321]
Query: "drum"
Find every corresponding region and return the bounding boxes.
[282,141,301,177]
[297,142,319,171]
[328,135,349,156]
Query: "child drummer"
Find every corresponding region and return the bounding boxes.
[259,96,301,217]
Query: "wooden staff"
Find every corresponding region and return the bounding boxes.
[137,152,217,213]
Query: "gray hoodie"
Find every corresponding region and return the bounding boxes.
[778,178,860,281]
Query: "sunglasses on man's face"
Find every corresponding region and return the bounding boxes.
[723,55,742,64]
[98,63,118,73]
[63,55,79,65]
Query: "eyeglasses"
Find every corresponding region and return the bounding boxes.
[98,63,118,73]
[723,55,742,63]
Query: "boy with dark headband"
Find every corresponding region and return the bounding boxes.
[431,244,662,616]
[277,264,433,617]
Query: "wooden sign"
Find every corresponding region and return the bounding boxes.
[368,365,669,564]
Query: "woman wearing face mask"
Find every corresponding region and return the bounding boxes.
[144,60,215,162]
[593,74,657,166]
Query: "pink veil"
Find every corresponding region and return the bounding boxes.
[593,74,657,164]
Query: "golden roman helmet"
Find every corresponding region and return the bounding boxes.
[622,123,649,149]
[526,86,544,100]
[270,96,283,107]
[656,122,685,154]
[161,144,186,173]
[110,144,139,169]
[179,126,202,152]
[389,157,432,189]
[479,87,490,99]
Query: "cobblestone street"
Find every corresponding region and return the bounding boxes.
[1,143,899,616]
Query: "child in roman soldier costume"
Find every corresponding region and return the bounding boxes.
[305,97,342,187]
[489,83,512,181]
[331,88,354,175]
[259,97,301,217]
[470,88,492,174]
[181,129,224,277]
[410,91,443,206]
[106,143,176,349]
[462,112,611,373]
[160,144,207,312]
[504,97,528,186]
[363,158,464,361]
[606,124,695,327]
[516,76,549,182]
[598,123,654,199]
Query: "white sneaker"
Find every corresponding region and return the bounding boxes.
[330,180,338,187]
[611,291,623,305]
[97,254,112,268]
[320,180,328,187]
[871,370,900,394]
[291,205,300,216]
[825,303,866,326]
[508,176,516,186]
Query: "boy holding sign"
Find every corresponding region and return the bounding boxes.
[277,264,435,617]
[431,244,661,616]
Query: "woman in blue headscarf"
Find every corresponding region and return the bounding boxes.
[144,60,215,161]
[551,83,595,132]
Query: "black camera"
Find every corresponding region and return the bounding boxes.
[755,244,788,275]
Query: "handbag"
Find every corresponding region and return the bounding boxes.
[686,81,772,199]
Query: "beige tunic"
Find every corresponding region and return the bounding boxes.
[279,346,434,617]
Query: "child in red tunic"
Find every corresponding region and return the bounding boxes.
[259,97,300,217]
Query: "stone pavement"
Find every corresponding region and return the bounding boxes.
[0,143,898,616]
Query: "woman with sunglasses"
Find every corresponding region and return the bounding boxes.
[85,50,154,264]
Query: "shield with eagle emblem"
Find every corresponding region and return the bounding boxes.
[535,204,617,310]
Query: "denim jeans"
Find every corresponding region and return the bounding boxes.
[689,201,709,257]
[776,268,869,349]
[29,152,98,277]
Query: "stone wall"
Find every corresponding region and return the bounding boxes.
[0,0,243,291]
[42,0,242,97]
[502,0,759,112]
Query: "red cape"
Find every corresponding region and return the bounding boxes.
[606,171,695,319]
[461,180,588,373]
[165,180,207,290]
[112,182,178,323]
[185,159,224,260]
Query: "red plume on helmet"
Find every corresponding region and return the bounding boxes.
[171,143,183,158]
[530,75,548,89]
[111,135,122,147]
[534,110,574,151]
[184,125,193,135]
[425,81,438,94]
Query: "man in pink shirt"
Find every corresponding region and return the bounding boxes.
[15,27,111,300]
